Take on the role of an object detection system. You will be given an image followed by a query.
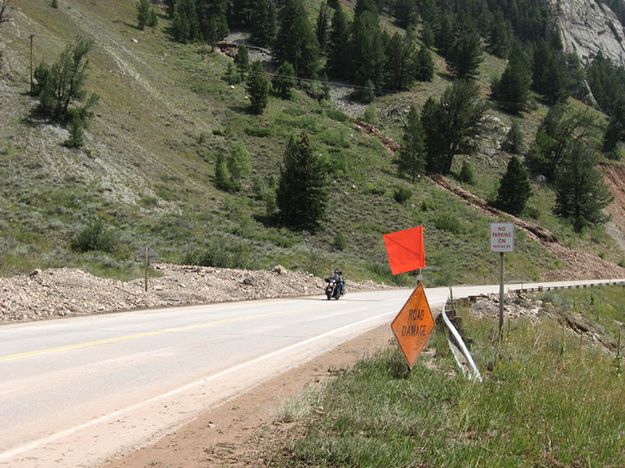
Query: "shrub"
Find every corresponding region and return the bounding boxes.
[333,232,347,251]
[244,127,271,137]
[71,220,116,253]
[393,186,412,204]
[434,214,462,233]
[184,239,252,269]
[457,161,475,184]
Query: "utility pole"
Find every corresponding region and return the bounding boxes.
[29,34,35,94]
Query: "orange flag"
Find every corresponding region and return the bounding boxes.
[383,226,426,275]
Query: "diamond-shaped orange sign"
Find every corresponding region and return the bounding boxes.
[391,283,435,369]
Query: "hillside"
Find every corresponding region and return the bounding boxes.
[0,0,624,287]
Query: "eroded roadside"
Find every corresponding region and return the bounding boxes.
[103,324,394,467]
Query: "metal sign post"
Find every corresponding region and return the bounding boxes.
[137,247,156,292]
[490,223,514,340]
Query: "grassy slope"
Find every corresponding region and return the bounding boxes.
[0,0,619,285]
[268,286,625,466]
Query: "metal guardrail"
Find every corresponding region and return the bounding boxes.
[513,281,625,294]
[441,304,482,383]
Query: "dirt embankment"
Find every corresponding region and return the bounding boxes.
[0,264,387,323]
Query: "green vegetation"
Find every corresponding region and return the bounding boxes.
[495,157,532,215]
[269,290,625,465]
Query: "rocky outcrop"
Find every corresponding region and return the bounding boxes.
[547,0,625,65]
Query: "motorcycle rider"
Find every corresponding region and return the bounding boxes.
[331,269,345,296]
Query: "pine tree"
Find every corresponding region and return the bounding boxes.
[350,9,386,90]
[275,0,320,78]
[361,79,375,103]
[246,61,270,114]
[327,4,350,79]
[527,103,594,181]
[35,37,97,122]
[251,0,276,47]
[458,161,475,184]
[147,8,158,28]
[421,23,434,48]
[415,45,434,82]
[491,45,531,114]
[603,98,625,152]
[434,13,454,56]
[51,0,58,8]
[234,45,250,80]
[65,111,85,148]
[385,32,417,90]
[555,142,612,231]
[488,11,512,58]
[137,0,150,30]
[503,120,524,154]
[316,2,330,53]
[446,28,483,80]
[272,61,296,99]
[397,105,426,182]
[196,0,229,44]
[363,103,378,125]
[421,80,488,174]
[277,133,328,229]
[495,157,531,215]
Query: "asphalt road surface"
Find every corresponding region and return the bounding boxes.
[0,279,622,467]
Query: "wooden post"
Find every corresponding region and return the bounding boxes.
[499,252,504,340]
[29,34,35,94]
[144,247,149,292]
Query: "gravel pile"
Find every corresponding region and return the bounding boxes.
[468,291,544,322]
[0,264,389,323]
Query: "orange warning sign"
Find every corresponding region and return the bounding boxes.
[391,283,435,369]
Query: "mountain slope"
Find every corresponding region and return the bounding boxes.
[0,0,622,285]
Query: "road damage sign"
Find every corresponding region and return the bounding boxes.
[391,283,435,369]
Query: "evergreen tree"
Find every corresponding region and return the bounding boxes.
[277,133,328,229]
[393,0,417,28]
[503,120,524,154]
[495,157,531,215]
[246,61,270,114]
[361,79,375,103]
[172,0,200,42]
[234,45,250,79]
[487,11,512,58]
[603,98,625,152]
[327,5,350,79]
[491,45,531,114]
[421,23,434,48]
[385,32,417,90]
[316,2,330,53]
[527,103,595,181]
[65,111,85,148]
[197,0,229,44]
[434,13,454,56]
[397,105,426,182]
[446,28,483,80]
[137,0,150,30]
[251,0,276,47]
[34,37,98,122]
[147,8,158,27]
[272,61,296,99]
[225,62,240,84]
[415,45,434,82]
[51,0,58,8]
[275,0,320,78]
[350,9,387,90]
[555,142,612,231]
[421,80,488,174]
[363,103,378,125]
[355,0,378,17]
[164,0,175,18]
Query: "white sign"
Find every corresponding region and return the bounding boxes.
[490,223,514,253]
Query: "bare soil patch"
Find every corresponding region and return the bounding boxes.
[103,324,394,467]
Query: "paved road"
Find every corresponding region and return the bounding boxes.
[0,279,622,467]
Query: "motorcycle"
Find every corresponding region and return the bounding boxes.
[325,277,345,300]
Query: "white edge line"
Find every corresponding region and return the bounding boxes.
[0,309,396,462]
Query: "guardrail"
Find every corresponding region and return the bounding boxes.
[513,281,625,294]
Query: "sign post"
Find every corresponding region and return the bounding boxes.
[490,223,514,339]
[384,226,435,369]
[138,247,156,292]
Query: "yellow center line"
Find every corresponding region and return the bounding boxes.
[0,309,290,363]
